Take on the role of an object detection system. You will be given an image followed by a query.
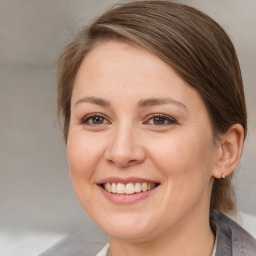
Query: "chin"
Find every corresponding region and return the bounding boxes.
[93,212,156,241]
[105,225,154,241]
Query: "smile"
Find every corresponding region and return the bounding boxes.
[102,182,158,195]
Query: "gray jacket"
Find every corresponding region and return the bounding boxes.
[211,209,256,255]
[40,209,256,256]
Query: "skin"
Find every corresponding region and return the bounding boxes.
[67,41,244,256]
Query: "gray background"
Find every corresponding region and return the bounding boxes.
[1,0,255,237]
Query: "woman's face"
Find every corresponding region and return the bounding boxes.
[67,41,219,241]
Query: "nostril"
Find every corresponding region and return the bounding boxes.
[128,159,138,163]
[107,159,136,168]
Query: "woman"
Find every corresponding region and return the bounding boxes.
[43,1,256,255]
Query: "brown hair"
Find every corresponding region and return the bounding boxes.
[57,1,247,214]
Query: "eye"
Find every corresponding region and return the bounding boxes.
[81,114,110,125]
[145,114,176,125]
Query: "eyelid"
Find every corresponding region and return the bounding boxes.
[144,113,177,125]
[80,113,111,125]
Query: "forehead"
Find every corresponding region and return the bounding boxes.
[72,41,205,112]
[74,41,185,92]
[77,40,165,83]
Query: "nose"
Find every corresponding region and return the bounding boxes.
[104,125,146,168]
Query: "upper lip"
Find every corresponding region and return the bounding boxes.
[97,176,160,185]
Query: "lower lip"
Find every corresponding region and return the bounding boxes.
[98,185,158,204]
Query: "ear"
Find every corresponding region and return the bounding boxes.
[212,124,244,179]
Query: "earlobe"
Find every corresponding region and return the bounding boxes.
[212,124,244,179]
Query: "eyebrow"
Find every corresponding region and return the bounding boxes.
[74,96,187,111]
[138,98,188,111]
[74,96,111,107]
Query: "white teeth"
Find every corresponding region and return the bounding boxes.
[125,183,135,194]
[103,182,157,194]
[142,182,147,192]
[111,183,117,193]
[105,183,112,192]
[134,183,142,193]
[116,183,126,194]
[147,183,156,190]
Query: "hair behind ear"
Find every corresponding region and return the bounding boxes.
[211,124,244,214]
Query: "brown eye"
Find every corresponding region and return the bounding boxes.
[146,114,176,126]
[92,116,104,124]
[81,114,109,125]
[153,116,166,125]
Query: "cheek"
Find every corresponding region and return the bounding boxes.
[147,130,215,189]
[67,131,104,180]
[66,131,107,214]
[148,134,208,170]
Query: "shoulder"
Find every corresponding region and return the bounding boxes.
[211,209,256,256]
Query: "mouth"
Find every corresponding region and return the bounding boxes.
[101,182,159,195]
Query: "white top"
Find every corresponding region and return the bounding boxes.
[96,243,109,256]
[96,239,217,256]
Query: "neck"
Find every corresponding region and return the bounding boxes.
[107,207,215,256]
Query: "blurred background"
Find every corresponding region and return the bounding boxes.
[0,0,255,255]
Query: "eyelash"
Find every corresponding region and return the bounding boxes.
[80,113,109,125]
[144,114,177,126]
[80,113,177,126]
